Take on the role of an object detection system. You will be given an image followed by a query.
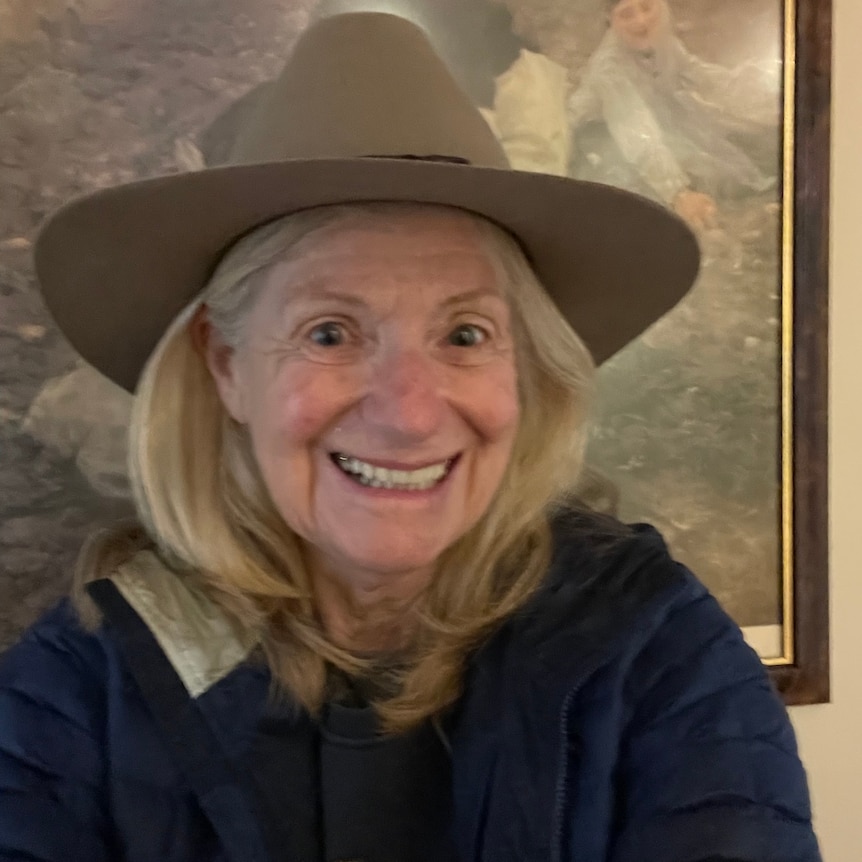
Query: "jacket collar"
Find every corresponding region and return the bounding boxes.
[110,550,258,698]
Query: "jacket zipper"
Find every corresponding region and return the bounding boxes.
[549,659,605,862]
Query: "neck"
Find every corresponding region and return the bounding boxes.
[307,555,435,653]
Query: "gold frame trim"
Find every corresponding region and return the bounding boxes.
[763,0,797,668]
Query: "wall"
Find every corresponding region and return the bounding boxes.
[788,0,862,857]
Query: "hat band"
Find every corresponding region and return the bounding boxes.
[363,154,472,165]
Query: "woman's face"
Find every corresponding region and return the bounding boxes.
[209,208,520,586]
[609,0,664,52]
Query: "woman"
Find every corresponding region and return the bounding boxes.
[569,0,778,231]
[0,12,819,862]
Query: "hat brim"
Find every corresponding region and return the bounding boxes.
[35,158,699,392]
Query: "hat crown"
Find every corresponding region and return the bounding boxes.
[228,13,509,169]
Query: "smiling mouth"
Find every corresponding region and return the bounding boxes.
[331,453,456,491]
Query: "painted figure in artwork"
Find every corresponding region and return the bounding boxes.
[568,0,778,231]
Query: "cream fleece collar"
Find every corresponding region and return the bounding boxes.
[111,550,258,698]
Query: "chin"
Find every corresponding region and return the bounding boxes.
[342,539,450,578]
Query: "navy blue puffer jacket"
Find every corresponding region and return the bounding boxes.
[0,518,821,861]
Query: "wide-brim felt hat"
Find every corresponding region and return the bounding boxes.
[35,12,699,394]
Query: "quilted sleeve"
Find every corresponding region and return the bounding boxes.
[0,603,112,862]
[610,583,822,862]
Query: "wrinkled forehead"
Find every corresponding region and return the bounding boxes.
[200,201,530,341]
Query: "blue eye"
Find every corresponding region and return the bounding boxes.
[309,321,345,347]
[448,324,487,347]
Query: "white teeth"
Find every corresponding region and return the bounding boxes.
[334,454,450,490]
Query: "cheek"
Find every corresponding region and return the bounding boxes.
[469,365,521,440]
[246,364,357,444]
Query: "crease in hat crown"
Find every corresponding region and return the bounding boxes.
[227,12,509,168]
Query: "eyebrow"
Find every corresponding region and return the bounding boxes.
[274,288,362,327]
[282,285,369,309]
[438,287,506,309]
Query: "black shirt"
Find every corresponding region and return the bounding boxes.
[245,670,455,862]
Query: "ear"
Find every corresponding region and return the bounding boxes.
[189,304,248,423]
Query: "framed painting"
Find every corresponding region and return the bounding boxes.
[481,0,829,702]
[0,0,829,703]
[485,0,830,703]
[565,0,831,704]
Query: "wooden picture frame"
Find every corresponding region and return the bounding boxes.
[539,0,831,705]
[768,0,831,704]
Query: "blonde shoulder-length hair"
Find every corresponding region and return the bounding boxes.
[80,201,595,732]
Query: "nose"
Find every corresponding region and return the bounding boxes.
[361,344,446,442]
